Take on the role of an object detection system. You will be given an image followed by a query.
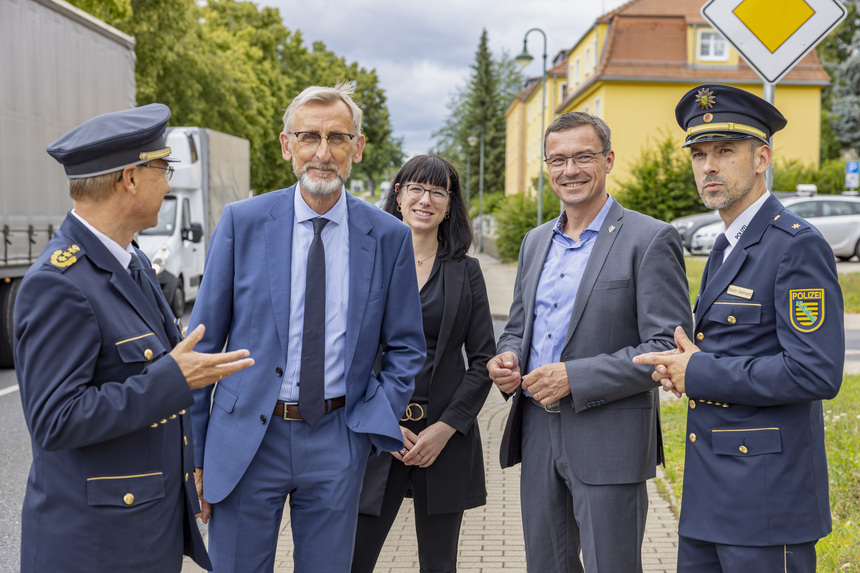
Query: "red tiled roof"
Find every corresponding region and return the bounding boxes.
[559,0,830,111]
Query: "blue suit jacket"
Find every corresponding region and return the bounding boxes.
[682,194,844,546]
[189,185,425,503]
[15,213,209,572]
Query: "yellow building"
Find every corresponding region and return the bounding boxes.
[505,0,831,197]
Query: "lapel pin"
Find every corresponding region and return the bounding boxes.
[608,225,615,233]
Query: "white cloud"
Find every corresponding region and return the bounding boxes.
[262,0,629,155]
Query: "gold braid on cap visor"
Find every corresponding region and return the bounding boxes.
[686,122,767,141]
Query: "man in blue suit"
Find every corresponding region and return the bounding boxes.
[15,104,254,572]
[635,85,844,572]
[189,82,426,572]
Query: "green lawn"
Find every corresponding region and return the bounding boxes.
[684,257,860,313]
[659,376,860,571]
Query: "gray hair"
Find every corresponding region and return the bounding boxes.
[282,81,363,136]
[544,112,611,155]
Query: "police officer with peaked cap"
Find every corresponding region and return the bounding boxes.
[634,84,845,572]
[15,103,254,572]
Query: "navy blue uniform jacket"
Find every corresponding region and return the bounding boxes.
[14,213,210,572]
[681,194,844,546]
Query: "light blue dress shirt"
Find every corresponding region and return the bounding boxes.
[526,195,614,377]
[279,187,350,401]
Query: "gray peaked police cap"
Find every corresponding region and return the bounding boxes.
[47,103,177,179]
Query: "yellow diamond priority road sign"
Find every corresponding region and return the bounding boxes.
[702,0,847,84]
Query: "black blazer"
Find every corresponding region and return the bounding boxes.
[359,255,496,515]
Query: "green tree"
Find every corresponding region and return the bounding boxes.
[615,133,701,222]
[494,185,561,262]
[434,30,524,200]
[829,29,860,154]
[67,0,402,195]
[818,0,860,159]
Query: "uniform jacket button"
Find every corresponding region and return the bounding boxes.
[689,433,697,443]
[144,348,153,360]
[727,315,737,325]
[184,436,188,446]
[169,414,177,419]
[123,493,135,505]
[185,473,190,482]
[696,332,705,342]
[179,409,186,415]
[689,400,696,409]
[739,445,749,454]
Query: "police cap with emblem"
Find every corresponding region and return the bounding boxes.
[46,103,177,179]
[675,84,787,148]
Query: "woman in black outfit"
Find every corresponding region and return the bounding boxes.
[352,155,496,573]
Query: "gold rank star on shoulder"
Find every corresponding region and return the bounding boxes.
[50,244,81,268]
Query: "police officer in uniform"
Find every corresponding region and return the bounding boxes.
[14,104,254,572]
[634,84,844,572]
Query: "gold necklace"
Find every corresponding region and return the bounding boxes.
[416,253,435,266]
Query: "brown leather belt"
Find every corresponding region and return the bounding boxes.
[273,396,345,421]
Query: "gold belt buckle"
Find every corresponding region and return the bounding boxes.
[281,402,299,421]
[400,403,425,422]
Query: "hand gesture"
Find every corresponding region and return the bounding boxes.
[488,351,522,394]
[169,325,254,390]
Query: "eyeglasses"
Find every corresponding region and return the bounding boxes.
[141,163,174,181]
[544,150,609,170]
[401,183,451,204]
[291,131,356,150]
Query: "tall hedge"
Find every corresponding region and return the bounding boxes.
[615,133,703,222]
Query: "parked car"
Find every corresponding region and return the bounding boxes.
[781,195,860,261]
[670,211,721,251]
[689,195,860,260]
[689,220,723,255]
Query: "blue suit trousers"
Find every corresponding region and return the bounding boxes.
[208,408,372,572]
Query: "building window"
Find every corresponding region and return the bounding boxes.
[698,29,728,61]
[561,83,567,101]
[593,37,598,67]
[594,97,600,118]
[585,47,591,73]
[575,57,581,83]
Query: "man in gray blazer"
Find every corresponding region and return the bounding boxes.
[488,111,692,572]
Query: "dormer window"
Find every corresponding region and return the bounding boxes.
[698,29,728,61]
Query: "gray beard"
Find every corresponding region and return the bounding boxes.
[297,167,349,196]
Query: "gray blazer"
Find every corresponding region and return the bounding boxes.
[497,199,692,484]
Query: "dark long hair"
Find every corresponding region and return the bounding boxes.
[382,155,472,261]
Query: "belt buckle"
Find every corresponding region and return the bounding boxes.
[531,396,560,413]
[281,402,299,421]
[400,403,425,422]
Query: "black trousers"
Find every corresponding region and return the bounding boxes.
[351,448,464,572]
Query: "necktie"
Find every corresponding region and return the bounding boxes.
[129,252,161,316]
[706,233,730,286]
[299,217,329,426]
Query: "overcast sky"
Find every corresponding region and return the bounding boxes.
[260,0,630,156]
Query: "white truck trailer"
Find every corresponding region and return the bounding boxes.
[137,127,250,317]
[0,0,136,366]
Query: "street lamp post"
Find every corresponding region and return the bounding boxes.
[516,27,548,227]
[468,126,485,252]
[465,148,472,208]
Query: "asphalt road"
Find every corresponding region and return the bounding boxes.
[0,320,858,572]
